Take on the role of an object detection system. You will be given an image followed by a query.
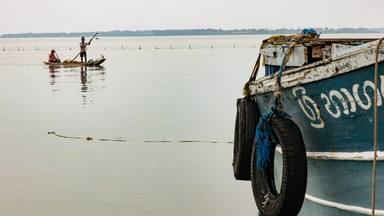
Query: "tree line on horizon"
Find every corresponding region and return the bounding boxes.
[1,28,383,38]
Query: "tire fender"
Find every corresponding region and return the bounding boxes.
[233,97,260,180]
[251,116,307,216]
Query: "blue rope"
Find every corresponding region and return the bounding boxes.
[256,41,290,172]
[301,28,320,38]
[255,29,318,172]
[256,107,291,172]
[276,28,319,84]
[276,53,287,85]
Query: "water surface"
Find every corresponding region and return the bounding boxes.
[0,35,261,216]
[1,33,382,216]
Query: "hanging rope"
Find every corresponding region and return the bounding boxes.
[243,53,262,97]
[243,40,270,97]
[256,107,291,171]
[372,37,384,216]
[255,39,297,171]
[274,39,298,110]
[254,29,319,172]
[274,30,319,109]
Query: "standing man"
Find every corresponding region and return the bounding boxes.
[79,36,94,63]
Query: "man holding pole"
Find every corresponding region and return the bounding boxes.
[71,33,98,63]
[79,33,98,63]
[80,36,91,63]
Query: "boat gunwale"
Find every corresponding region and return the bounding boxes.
[43,58,106,66]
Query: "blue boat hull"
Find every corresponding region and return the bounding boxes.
[303,160,384,215]
[272,152,384,215]
[256,63,384,215]
[257,63,384,152]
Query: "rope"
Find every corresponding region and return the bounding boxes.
[254,29,319,171]
[243,53,262,97]
[274,40,298,109]
[273,28,319,108]
[256,107,291,171]
[372,37,384,216]
[243,39,272,97]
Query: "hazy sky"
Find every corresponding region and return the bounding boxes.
[1,0,383,34]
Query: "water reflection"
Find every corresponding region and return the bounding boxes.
[81,66,88,92]
[48,65,57,85]
[46,65,106,105]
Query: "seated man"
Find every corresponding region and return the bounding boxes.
[49,50,61,63]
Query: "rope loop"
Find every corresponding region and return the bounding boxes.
[255,107,291,171]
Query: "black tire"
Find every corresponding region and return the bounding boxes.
[233,98,260,180]
[251,116,307,216]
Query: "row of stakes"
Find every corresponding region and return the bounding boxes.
[2,44,258,51]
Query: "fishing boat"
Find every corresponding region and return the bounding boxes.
[233,30,384,216]
[43,56,106,66]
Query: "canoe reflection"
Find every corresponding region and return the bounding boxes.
[81,66,88,92]
[47,65,106,105]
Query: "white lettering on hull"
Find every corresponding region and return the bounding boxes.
[293,76,384,128]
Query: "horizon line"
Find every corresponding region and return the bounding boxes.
[1,27,383,38]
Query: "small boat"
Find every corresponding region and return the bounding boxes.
[233,29,384,215]
[43,56,106,66]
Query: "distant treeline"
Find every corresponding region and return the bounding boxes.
[1,28,383,38]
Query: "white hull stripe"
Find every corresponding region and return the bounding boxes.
[305,194,384,215]
[275,147,384,161]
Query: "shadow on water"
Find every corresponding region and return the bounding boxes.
[47,65,106,105]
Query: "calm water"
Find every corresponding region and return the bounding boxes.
[0,33,382,216]
[0,35,262,216]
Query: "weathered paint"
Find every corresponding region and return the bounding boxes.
[250,42,384,95]
[260,43,307,67]
[332,40,378,57]
[331,44,353,56]
[251,39,384,215]
[275,146,384,161]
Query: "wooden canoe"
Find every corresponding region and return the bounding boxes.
[44,57,106,66]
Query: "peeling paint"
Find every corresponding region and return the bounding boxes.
[251,43,384,95]
[276,146,384,161]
